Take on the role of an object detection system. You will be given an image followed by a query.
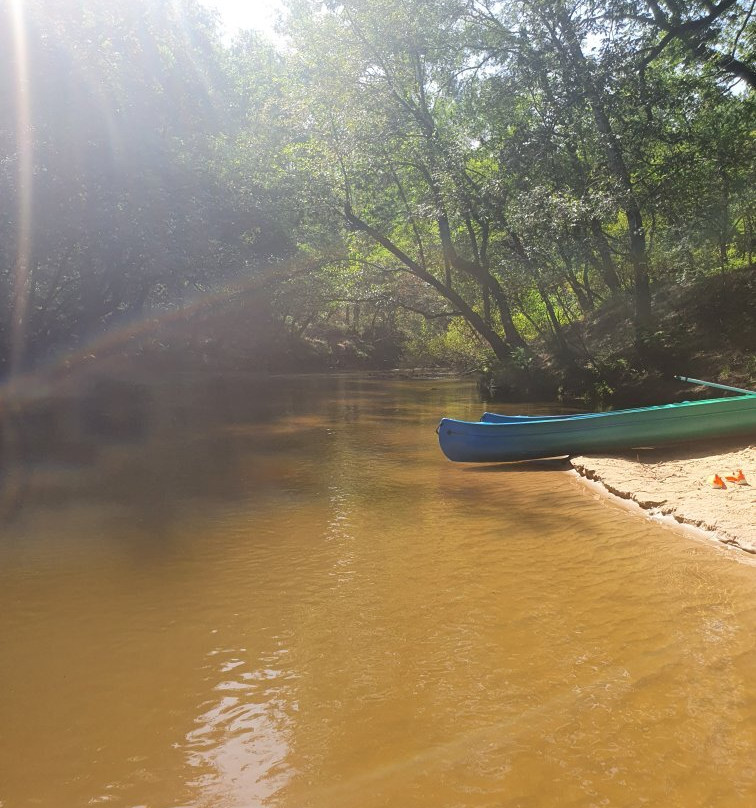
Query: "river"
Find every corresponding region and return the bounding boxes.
[1,372,755,807]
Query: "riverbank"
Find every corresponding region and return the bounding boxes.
[477,267,755,407]
[571,438,755,552]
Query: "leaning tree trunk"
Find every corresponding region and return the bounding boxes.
[343,209,515,364]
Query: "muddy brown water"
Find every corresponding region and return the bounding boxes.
[1,373,755,808]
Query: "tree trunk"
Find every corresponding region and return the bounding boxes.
[536,282,568,352]
[589,219,622,295]
[558,245,593,313]
[436,214,527,349]
[553,5,652,331]
[343,209,514,363]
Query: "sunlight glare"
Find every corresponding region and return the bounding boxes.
[8,0,33,377]
[208,0,285,39]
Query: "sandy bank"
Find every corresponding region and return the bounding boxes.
[571,438,755,552]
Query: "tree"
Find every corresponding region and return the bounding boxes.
[0,0,295,374]
[612,0,756,89]
[282,0,530,364]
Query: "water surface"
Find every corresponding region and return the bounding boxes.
[1,373,755,807]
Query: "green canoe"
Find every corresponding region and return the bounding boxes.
[438,394,756,463]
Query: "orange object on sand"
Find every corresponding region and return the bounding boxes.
[708,474,727,489]
[724,469,748,485]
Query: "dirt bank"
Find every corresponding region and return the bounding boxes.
[571,437,755,552]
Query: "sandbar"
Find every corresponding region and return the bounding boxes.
[571,437,755,552]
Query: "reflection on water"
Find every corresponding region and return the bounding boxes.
[1,373,756,808]
[186,644,295,806]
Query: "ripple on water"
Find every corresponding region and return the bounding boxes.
[2,376,756,808]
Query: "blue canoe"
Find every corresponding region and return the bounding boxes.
[438,394,756,462]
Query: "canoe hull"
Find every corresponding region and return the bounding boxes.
[438,395,756,462]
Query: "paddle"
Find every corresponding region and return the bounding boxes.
[675,375,756,396]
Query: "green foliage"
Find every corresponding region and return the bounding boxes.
[402,319,494,369]
[274,0,754,370]
[1,0,753,380]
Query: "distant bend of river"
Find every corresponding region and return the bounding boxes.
[1,372,756,808]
